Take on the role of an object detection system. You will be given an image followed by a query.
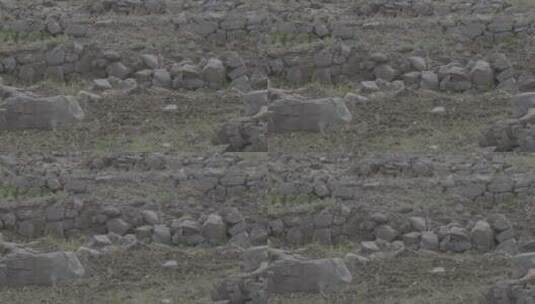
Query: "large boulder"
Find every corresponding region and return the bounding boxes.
[212,247,352,303]
[267,97,352,133]
[512,93,535,118]
[470,60,495,91]
[202,58,226,89]
[471,220,495,252]
[0,251,85,287]
[266,256,352,294]
[0,90,85,130]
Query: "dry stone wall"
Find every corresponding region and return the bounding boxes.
[0,153,532,254]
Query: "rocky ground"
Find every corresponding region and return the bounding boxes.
[1,0,535,303]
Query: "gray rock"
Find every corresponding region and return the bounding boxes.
[135,225,153,241]
[370,53,389,63]
[402,71,421,86]
[496,229,515,243]
[471,220,495,252]
[229,232,252,249]
[0,92,85,130]
[440,226,472,253]
[266,257,352,294]
[360,241,380,255]
[103,51,121,62]
[141,210,159,225]
[0,251,85,287]
[267,97,352,133]
[375,225,399,242]
[470,60,494,91]
[141,54,159,69]
[408,56,427,71]
[240,246,269,273]
[223,52,245,69]
[172,217,204,246]
[420,231,439,251]
[212,115,268,152]
[220,207,245,225]
[86,234,112,249]
[374,64,397,81]
[202,58,226,89]
[118,78,139,94]
[46,19,63,35]
[152,225,172,245]
[152,69,171,88]
[243,90,269,116]
[93,79,112,91]
[231,74,253,92]
[313,228,332,246]
[202,214,227,245]
[439,65,471,92]
[344,93,369,104]
[495,239,518,256]
[489,53,511,72]
[519,77,535,92]
[420,71,439,90]
[106,218,131,236]
[512,252,535,277]
[135,69,153,85]
[46,46,65,66]
[250,225,269,245]
[402,232,421,247]
[1,57,16,72]
[161,260,178,270]
[107,62,131,79]
[361,81,380,93]
[512,93,535,118]
[371,212,388,224]
[409,217,426,232]
[344,253,369,272]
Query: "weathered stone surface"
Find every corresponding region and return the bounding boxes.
[141,210,159,225]
[267,97,352,133]
[243,90,269,116]
[375,224,399,242]
[0,251,85,287]
[471,220,495,252]
[266,257,352,294]
[152,224,172,245]
[202,58,226,89]
[420,231,439,251]
[470,60,494,91]
[141,54,159,69]
[408,56,427,71]
[212,114,268,152]
[512,252,535,277]
[440,226,472,253]
[409,217,426,232]
[512,93,535,118]
[93,78,112,90]
[107,62,131,79]
[420,71,439,90]
[152,69,172,88]
[0,91,85,130]
[374,64,397,81]
[106,218,131,236]
[202,214,228,245]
